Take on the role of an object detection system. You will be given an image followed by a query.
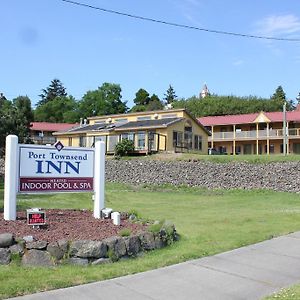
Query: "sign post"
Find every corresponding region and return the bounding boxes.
[4,135,19,220]
[3,135,105,221]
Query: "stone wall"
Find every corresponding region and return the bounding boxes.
[0,222,178,266]
[1,158,300,192]
[106,160,300,193]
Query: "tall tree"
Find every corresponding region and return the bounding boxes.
[79,83,127,118]
[270,86,294,110]
[12,96,34,143]
[37,78,67,107]
[35,96,80,123]
[133,89,150,106]
[148,94,164,111]
[164,85,177,104]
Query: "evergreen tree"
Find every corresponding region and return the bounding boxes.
[133,89,150,106]
[37,78,67,106]
[164,84,177,104]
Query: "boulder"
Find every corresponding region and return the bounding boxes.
[0,233,14,248]
[22,249,54,267]
[69,240,107,258]
[26,240,48,250]
[47,240,69,261]
[91,258,111,265]
[0,248,10,265]
[9,243,24,256]
[139,232,155,251]
[125,235,141,256]
[104,236,126,259]
[67,257,89,265]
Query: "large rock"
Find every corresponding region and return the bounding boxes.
[47,240,68,261]
[9,243,25,256]
[125,235,141,256]
[0,248,10,265]
[67,257,89,265]
[104,236,127,259]
[0,233,14,248]
[139,232,155,251]
[26,240,48,250]
[22,249,54,267]
[69,240,107,258]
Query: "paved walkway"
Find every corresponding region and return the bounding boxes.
[11,232,300,300]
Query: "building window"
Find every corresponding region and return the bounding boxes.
[173,131,183,147]
[79,136,86,147]
[137,131,145,149]
[161,114,177,119]
[184,126,193,149]
[293,143,300,154]
[68,137,72,146]
[137,116,151,121]
[270,144,275,153]
[115,118,128,123]
[194,135,202,151]
[243,144,252,154]
[121,132,134,141]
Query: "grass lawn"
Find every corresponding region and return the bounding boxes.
[1,183,300,298]
[135,153,300,163]
[264,284,300,299]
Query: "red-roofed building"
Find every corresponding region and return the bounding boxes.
[30,122,77,145]
[198,109,300,155]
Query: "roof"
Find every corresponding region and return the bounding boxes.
[198,110,300,126]
[114,117,182,131]
[30,122,77,132]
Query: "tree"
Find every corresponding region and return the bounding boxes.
[133,89,150,106]
[35,96,80,123]
[148,94,164,111]
[37,78,67,107]
[164,85,177,104]
[270,85,294,110]
[12,96,34,143]
[79,83,127,118]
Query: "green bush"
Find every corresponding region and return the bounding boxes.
[119,228,131,237]
[114,139,135,157]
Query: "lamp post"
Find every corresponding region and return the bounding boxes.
[283,102,287,156]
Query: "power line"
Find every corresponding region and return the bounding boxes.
[60,0,300,42]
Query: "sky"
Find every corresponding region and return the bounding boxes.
[1,0,300,109]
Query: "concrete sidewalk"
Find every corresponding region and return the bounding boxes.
[10,232,300,300]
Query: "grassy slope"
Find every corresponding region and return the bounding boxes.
[1,183,300,298]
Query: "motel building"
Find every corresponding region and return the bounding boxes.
[198,107,300,155]
[53,108,209,154]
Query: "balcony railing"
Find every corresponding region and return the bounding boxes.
[211,128,300,141]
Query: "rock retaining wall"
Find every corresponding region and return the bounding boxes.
[1,158,300,192]
[0,223,178,266]
[106,160,300,193]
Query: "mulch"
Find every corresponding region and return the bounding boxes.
[0,209,146,243]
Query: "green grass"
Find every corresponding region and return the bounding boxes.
[2,183,300,298]
[139,153,300,163]
[264,285,300,299]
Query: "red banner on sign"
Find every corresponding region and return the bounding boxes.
[19,177,94,192]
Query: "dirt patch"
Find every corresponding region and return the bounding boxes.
[0,210,146,243]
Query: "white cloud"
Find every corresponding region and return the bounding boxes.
[254,14,300,37]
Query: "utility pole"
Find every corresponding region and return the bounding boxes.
[283,102,287,156]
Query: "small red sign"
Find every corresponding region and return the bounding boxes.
[27,211,46,226]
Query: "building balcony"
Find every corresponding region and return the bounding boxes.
[210,128,300,142]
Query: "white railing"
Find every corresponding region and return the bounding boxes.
[211,128,300,141]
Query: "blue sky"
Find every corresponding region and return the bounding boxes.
[1,0,300,109]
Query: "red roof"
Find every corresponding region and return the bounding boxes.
[30,122,77,132]
[198,110,300,126]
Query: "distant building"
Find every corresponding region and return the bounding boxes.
[54,109,210,154]
[198,108,300,155]
[200,84,210,98]
[30,122,76,145]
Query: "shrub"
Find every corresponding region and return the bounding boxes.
[119,228,131,237]
[114,139,135,157]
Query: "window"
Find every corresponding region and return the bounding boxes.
[194,135,202,151]
[173,131,183,147]
[121,132,134,141]
[79,136,86,147]
[68,137,72,146]
[184,126,193,149]
[115,118,128,123]
[161,114,177,119]
[137,131,146,149]
[243,144,252,154]
[137,116,151,121]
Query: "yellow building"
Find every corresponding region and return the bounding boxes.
[54,109,209,154]
[198,109,300,155]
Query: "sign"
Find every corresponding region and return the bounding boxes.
[27,209,46,226]
[4,135,106,221]
[19,145,94,193]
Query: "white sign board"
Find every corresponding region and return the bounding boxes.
[4,135,105,220]
[19,145,94,193]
